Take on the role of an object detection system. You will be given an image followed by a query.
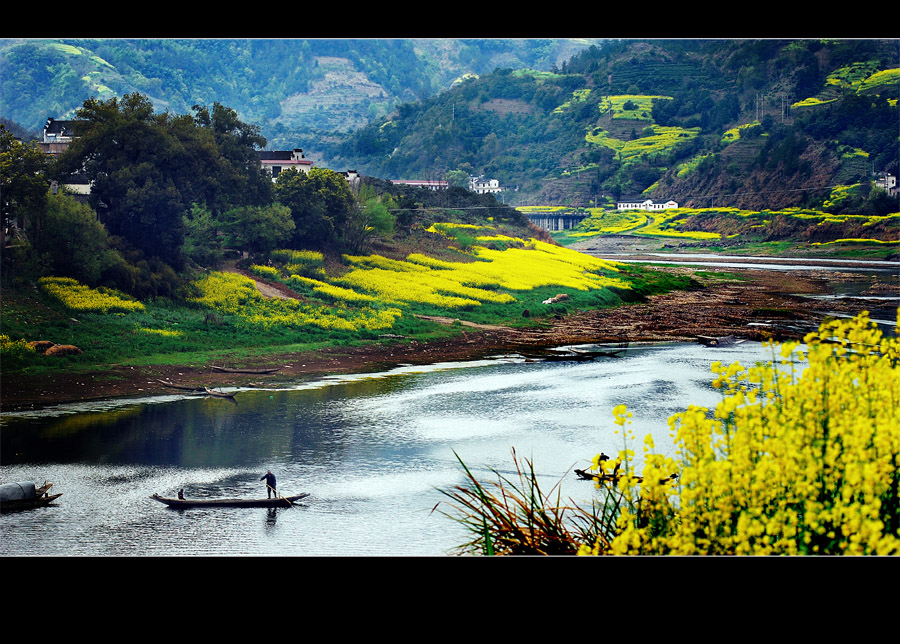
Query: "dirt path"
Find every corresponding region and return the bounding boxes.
[225,266,301,300]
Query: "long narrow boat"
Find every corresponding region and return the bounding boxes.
[697,335,746,347]
[210,366,281,374]
[150,492,309,508]
[204,387,236,399]
[157,379,206,392]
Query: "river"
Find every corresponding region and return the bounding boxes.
[2,340,781,557]
[3,254,896,557]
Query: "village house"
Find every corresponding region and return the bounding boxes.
[341,169,361,191]
[875,172,897,197]
[469,175,502,194]
[38,117,78,155]
[616,198,679,211]
[37,118,91,197]
[259,149,313,180]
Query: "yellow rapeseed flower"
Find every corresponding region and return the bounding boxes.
[584,310,900,555]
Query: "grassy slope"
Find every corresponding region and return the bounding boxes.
[1,222,693,378]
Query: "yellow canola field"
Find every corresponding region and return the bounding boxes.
[339,238,630,308]
[190,271,401,331]
[38,276,145,313]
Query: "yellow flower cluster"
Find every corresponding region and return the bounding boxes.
[1,334,35,358]
[249,264,281,280]
[812,239,899,246]
[337,237,630,308]
[288,275,378,303]
[635,211,721,240]
[39,276,145,313]
[138,327,183,338]
[271,249,324,264]
[589,311,900,555]
[190,271,401,331]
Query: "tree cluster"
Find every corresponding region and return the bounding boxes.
[2,94,397,298]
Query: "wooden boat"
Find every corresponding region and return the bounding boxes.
[697,335,746,347]
[204,387,236,398]
[157,379,206,392]
[574,468,677,486]
[523,343,629,362]
[210,366,281,374]
[150,492,309,508]
[0,481,63,513]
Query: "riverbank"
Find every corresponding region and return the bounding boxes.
[3,263,895,413]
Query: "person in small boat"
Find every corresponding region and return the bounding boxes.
[178,489,185,499]
[260,470,277,498]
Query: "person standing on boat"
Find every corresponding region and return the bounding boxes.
[260,470,277,498]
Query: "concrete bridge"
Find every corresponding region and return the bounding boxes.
[524,212,588,232]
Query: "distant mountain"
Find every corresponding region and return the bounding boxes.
[328,39,899,209]
[0,37,600,163]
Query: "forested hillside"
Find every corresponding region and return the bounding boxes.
[0,38,598,159]
[330,39,899,210]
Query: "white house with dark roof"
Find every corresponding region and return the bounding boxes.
[469,175,502,194]
[259,149,313,180]
[875,172,897,197]
[616,198,679,211]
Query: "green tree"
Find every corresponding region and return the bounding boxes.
[309,168,356,247]
[343,184,396,253]
[53,94,199,269]
[1,125,48,245]
[54,94,271,271]
[191,102,273,212]
[444,169,470,188]
[182,203,224,267]
[220,204,294,258]
[274,168,356,250]
[274,168,332,249]
[40,190,123,285]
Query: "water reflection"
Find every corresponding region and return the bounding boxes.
[2,341,786,556]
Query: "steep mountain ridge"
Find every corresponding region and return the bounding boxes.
[329,39,898,210]
[0,37,599,155]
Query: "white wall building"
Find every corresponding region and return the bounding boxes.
[259,149,313,180]
[469,176,502,194]
[616,199,679,211]
[875,172,897,197]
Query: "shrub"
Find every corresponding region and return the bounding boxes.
[1,334,36,369]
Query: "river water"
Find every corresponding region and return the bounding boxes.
[2,341,780,557]
[3,255,896,557]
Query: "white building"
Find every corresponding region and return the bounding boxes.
[616,199,679,211]
[259,149,313,180]
[875,173,897,197]
[469,176,502,194]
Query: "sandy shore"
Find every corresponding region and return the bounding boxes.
[3,260,894,413]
